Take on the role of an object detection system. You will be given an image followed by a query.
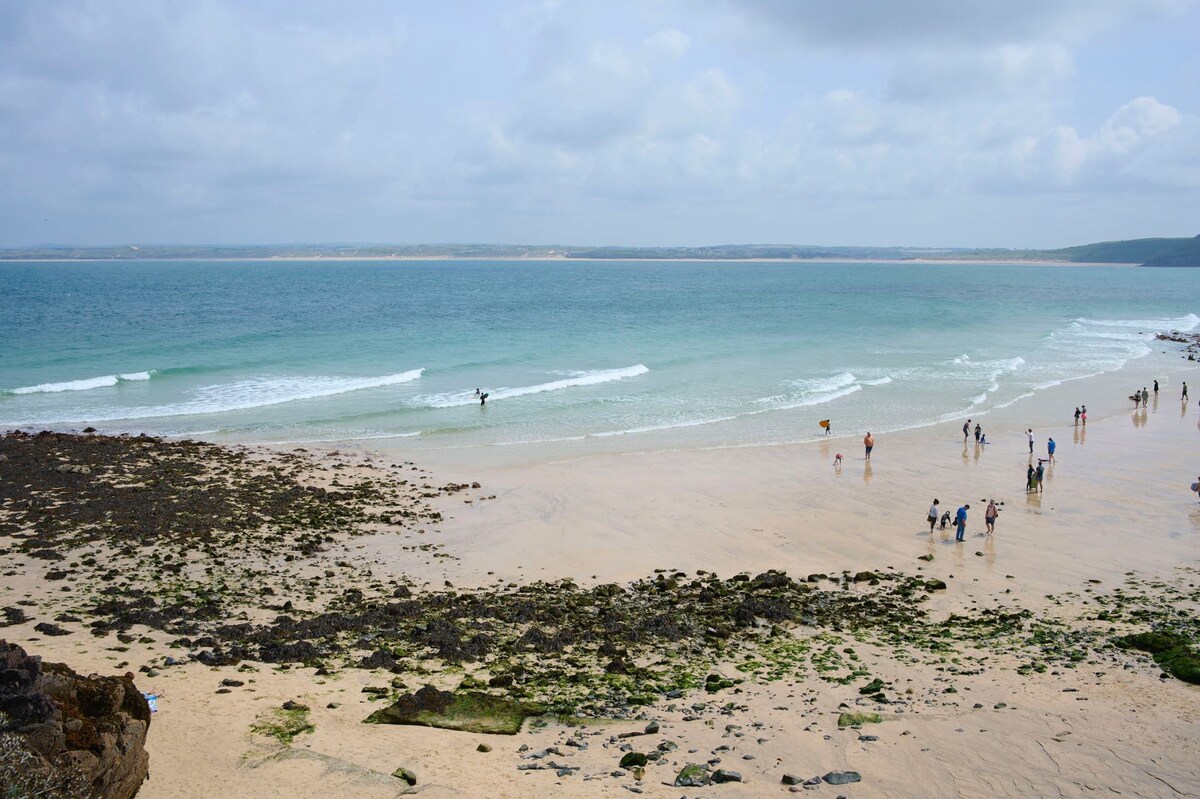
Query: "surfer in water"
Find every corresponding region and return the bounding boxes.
[480,391,489,406]
[820,419,831,435]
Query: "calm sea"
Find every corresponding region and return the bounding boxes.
[2,260,1197,458]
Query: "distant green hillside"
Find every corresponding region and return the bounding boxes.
[1047,237,1195,264]
[1139,235,1200,267]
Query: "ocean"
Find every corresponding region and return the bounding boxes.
[2,259,1197,461]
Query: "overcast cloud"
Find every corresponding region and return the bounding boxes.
[0,0,1196,248]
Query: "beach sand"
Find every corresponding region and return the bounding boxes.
[3,380,1199,797]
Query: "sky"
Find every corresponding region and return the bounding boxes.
[0,0,1198,249]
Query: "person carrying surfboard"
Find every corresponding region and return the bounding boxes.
[819,419,831,435]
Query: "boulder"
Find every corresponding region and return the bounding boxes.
[0,640,150,799]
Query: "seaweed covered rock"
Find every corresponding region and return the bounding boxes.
[364,685,541,734]
[1116,631,1200,684]
[0,640,150,799]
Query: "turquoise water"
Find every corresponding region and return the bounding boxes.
[1,260,1197,454]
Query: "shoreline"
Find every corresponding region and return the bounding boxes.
[3,346,1199,797]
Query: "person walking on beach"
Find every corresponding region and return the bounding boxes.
[1074,406,1081,425]
[963,420,971,441]
[864,432,875,460]
[1047,437,1056,464]
[985,500,998,535]
[1154,379,1159,396]
[1141,387,1149,406]
[1183,382,1189,402]
[973,423,982,443]
[1081,405,1087,425]
[1026,464,1036,493]
[1027,429,1034,454]
[820,419,832,435]
[927,498,940,534]
[1034,461,1045,493]
[954,504,969,541]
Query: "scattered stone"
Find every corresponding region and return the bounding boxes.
[391,767,417,786]
[619,752,648,769]
[712,769,742,783]
[823,771,862,785]
[674,763,711,787]
[476,743,492,753]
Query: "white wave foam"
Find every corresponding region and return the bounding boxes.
[860,376,893,385]
[591,416,738,437]
[7,370,155,395]
[790,372,856,392]
[3,369,424,424]
[1075,313,1199,331]
[414,364,648,408]
[773,384,862,410]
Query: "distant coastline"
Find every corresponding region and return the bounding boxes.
[5,236,1191,266]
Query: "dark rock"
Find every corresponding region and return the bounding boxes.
[712,769,742,783]
[823,771,862,785]
[0,640,150,799]
[220,679,244,687]
[281,700,309,712]
[674,763,711,787]
[925,579,948,591]
[782,773,803,785]
[644,720,660,734]
[33,622,71,637]
[391,766,417,785]
[619,752,648,769]
[364,685,541,735]
[476,743,492,752]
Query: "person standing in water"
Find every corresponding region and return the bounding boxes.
[1154,379,1159,396]
[954,504,969,541]
[973,423,982,443]
[1047,437,1056,464]
[1074,406,1081,425]
[1034,461,1045,493]
[985,500,998,535]
[479,391,489,406]
[1027,429,1034,454]
[927,498,940,534]
[963,420,971,441]
[864,432,875,460]
[1026,464,1036,493]
[1081,405,1087,424]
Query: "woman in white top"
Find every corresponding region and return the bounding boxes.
[927,499,940,534]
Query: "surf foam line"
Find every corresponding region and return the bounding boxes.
[4,371,155,395]
[413,364,649,408]
[0,369,424,425]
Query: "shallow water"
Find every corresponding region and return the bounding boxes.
[2,259,1197,456]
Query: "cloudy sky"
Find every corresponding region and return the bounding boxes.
[1,0,1197,248]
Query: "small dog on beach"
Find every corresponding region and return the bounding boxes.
[833,453,843,467]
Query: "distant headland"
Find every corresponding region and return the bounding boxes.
[2,234,1198,266]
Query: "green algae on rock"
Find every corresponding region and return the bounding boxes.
[364,685,543,734]
[1116,631,1200,684]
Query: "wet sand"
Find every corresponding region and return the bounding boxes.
[3,376,1200,798]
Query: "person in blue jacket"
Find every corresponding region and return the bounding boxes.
[955,504,969,542]
[1047,437,1056,464]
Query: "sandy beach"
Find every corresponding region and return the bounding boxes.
[3,367,1199,798]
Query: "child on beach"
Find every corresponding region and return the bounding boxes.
[833,453,843,468]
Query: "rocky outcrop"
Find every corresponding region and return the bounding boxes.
[0,640,151,798]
